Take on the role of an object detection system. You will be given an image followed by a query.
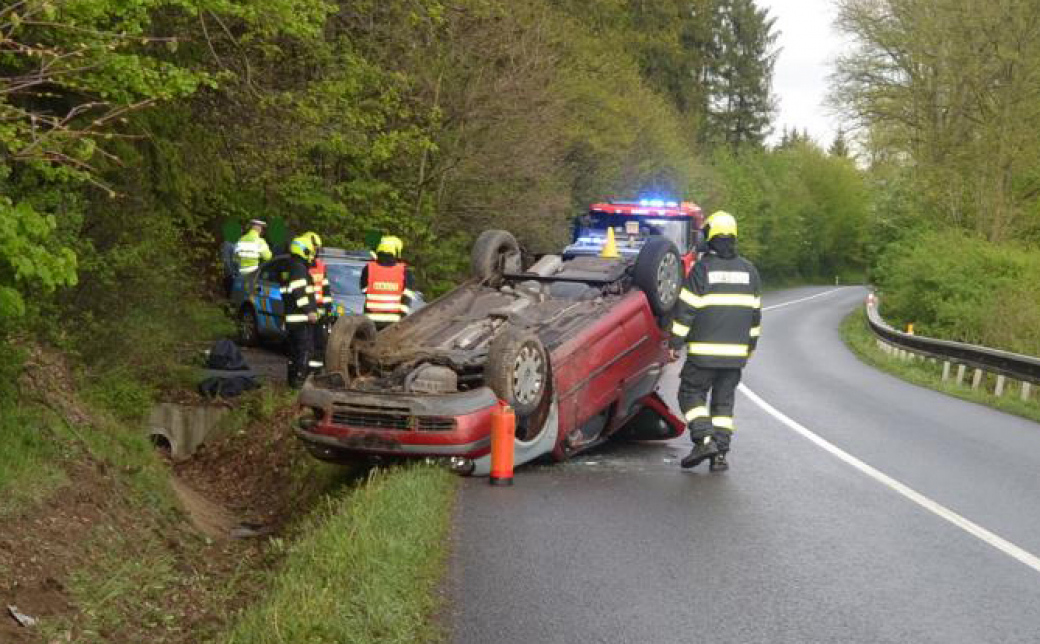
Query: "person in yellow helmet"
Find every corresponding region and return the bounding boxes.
[302,232,332,371]
[669,211,762,472]
[359,235,417,328]
[284,235,319,388]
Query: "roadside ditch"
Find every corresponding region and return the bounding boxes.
[1,346,456,643]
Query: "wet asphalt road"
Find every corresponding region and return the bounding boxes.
[450,286,1040,644]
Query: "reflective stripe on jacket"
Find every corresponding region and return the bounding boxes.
[364,261,408,324]
[283,257,317,326]
[234,229,272,272]
[669,251,762,369]
[309,259,331,315]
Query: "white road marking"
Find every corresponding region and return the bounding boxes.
[742,289,1040,575]
[763,287,844,311]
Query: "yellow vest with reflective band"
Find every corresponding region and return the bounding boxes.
[235,229,271,273]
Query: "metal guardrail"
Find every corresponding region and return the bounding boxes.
[865,295,1040,388]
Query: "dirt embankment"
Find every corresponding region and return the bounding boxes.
[2,347,339,643]
[172,402,318,529]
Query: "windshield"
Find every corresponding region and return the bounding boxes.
[326,262,364,296]
[575,214,690,252]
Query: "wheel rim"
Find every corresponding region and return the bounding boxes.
[512,344,545,406]
[656,252,680,307]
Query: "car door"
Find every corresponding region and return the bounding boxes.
[256,257,290,338]
[555,292,662,444]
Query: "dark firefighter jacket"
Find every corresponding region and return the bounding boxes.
[669,238,762,369]
[282,256,317,326]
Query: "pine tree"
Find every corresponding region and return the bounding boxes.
[703,0,779,148]
[829,128,850,157]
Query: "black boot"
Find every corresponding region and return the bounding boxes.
[709,452,729,472]
[681,436,719,469]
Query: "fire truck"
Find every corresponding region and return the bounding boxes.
[564,199,705,275]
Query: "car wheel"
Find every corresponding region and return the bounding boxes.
[325,315,377,381]
[486,326,550,421]
[238,306,260,347]
[471,230,522,286]
[633,236,682,317]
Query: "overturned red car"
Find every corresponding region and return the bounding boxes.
[294,226,689,474]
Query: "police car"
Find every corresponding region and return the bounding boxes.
[230,248,423,346]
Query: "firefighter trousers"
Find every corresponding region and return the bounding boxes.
[286,322,314,389]
[677,362,742,451]
[310,319,329,372]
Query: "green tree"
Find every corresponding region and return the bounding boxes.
[704,0,779,148]
[832,0,1040,242]
[829,128,850,158]
[0,0,328,322]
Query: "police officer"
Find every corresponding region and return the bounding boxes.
[234,219,272,276]
[359,235,417,329]
[670,211,762,472]
[284,236,318,388]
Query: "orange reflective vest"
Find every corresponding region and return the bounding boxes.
[364,261,409,324]
[309,259,330,315]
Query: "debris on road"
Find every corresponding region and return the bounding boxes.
[230,523,275,539]
[8,604,38,628]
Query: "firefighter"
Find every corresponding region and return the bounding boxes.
[234,219,272,276]
[284,235,318,388]
[359,235,417,328]
[669,211,762,472]
[305,231,331,372]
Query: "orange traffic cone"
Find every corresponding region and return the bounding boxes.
[490,404,515,486]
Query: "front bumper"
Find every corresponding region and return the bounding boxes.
[295,380,499,458]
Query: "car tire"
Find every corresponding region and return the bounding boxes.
[633,236,682,317]
[325,315,377,381]
[238,306,260,347]
[471,230,522,286]
[486,326,549,420]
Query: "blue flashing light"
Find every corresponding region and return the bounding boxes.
[638,198,679,208]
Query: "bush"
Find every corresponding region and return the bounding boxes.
[873,229,1040,355]
[81,368,158,424]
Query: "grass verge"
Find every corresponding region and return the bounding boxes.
[0,406,70,517]
[221,465,458,644]
[841,308,1040,424]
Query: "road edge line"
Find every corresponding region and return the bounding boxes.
[739,383,1040,575]
[764,288,845,312]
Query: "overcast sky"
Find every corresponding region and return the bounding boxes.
[758,0,847,147]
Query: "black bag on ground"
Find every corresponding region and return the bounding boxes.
[198,374,260,398]
[206,339,250,371]
[198,339,260,398]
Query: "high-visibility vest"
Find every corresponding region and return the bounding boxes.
[364,261,408,324]
[309,259,330,315]
[234,229,271,274]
